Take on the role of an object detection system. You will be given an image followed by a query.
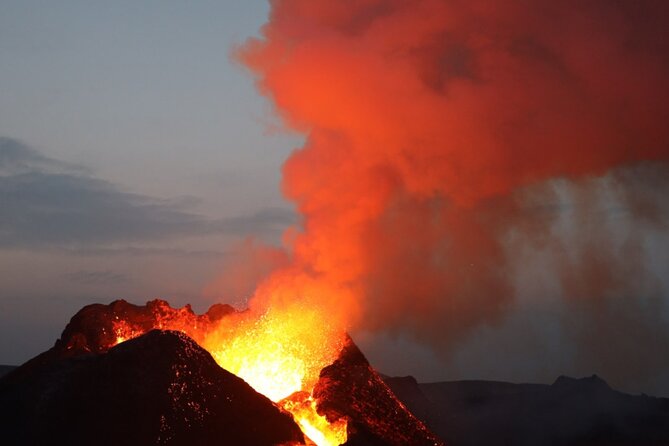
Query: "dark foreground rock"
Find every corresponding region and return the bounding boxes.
[5,299,236,385]
[2,299,446,446]
[315,336,444,446]
[384,374,669,446]
[0,365,15,378]
[0,330,304,446]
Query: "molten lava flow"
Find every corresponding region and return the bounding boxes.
[281,392,348,446]
[108,302,349,446]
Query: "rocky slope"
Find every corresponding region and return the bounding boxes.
[0,330,304,446]
[0,300,444,446]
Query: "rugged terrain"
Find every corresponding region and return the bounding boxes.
[384,374,669,446]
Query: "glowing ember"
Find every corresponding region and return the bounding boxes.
[112,319,143,345]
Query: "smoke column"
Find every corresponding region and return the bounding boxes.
[230,0,669,389]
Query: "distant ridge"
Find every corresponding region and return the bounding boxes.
[384,374,669,446]
[552,374,612,391]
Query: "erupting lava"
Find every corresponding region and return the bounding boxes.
[281,393,348,446]
[202,306,349,445]
[203,306,345,401]
[110,302,349,446]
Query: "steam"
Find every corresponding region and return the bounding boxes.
[230,0,669,389]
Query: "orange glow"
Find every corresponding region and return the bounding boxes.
[109,303,348,445]
[112,319,143,345]
[233,0,669,361]
[202,305,348,445]
[203,307,344,401]
[281,392,347,446]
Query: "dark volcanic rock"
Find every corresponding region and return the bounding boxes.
[7,299,235,384]
[1,299,447,445]
[58,299,235,356]
[384,375,669,446]
[0,330,304,446]
[314,336,444,446]
[0,365,16,378]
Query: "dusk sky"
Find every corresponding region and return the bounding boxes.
[2,0,668,397]
[1,0,299,360]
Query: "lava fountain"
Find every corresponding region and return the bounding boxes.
[110,300,349,446]
[202,305,349,445]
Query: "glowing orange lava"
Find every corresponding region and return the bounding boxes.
[202,305,348,445]
[110,303,348,445]
[281,392,348,446]
[112,319,143,345]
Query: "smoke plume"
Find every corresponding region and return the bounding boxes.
[232,0,669,385]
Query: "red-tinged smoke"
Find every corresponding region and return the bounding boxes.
[232,0,669,362]
[204,238,289,306]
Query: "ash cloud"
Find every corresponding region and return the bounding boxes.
[553,167,669,393]
[238,0,669,391]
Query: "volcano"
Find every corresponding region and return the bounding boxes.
[0,300,443,446]
[0,329,303,445]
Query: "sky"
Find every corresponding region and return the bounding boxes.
[0,0,300,360]
[1,1,668,397]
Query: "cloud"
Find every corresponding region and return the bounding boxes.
[0,137,295,248]
[216,207,297,236]
[53,246,229,258]
[0,137,84,175]
[63,270,130,285]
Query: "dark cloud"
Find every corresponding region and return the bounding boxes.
[54,246,229,258]
[0,137,84,175]
[215,206,297,236]
[64,270,130,285]
[0,137,295,248]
